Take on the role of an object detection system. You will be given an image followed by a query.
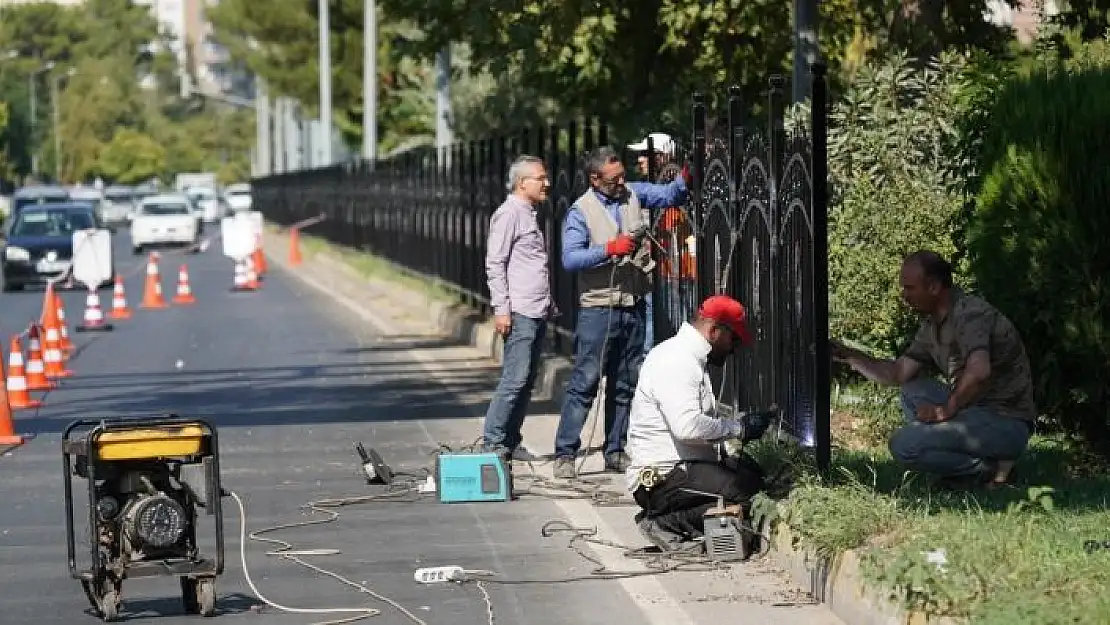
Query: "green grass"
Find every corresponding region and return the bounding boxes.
[749,384,1110,624]
[272,225,456,304]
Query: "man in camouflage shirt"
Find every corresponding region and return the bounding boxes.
[831,250,1035,488]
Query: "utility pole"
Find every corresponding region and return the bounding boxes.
[434,45,452,168]
[317,0,333,166]
[255,80,271,177]
[362,0,377,167]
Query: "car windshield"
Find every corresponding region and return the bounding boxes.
[142,202,190,216]
[14,194,68,211]
[188,189,216,201]
[10,210,94,237]
[105,193,132,203]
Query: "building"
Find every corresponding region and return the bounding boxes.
[134,0,252,101]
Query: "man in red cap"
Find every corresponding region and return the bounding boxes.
[625,294,775,551]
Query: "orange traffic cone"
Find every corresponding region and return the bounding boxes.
[6,336,42,410]
[42,293,73,379]
[140,254,168,309]
[173,265,196,304]
[289,228,303,266]
[231,258,258,292]
[24,324,54,392]
[253,235,268,279]
[51,288,75,354]
[76,287,114,332]
[0,353,28,446]
[109,276,132,319]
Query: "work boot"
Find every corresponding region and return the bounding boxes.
[637,517,687,552]
[553,456,576,479]
[510,445,541,462]
[604,452,631,473]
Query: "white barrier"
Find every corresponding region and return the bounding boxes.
[221,214,256,261]
[72,229,113,289]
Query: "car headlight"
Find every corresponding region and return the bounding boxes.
[4,246,30,262]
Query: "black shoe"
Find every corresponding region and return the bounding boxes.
[510,445,541,462]
[604,452,631,473]
[637,517,688,552]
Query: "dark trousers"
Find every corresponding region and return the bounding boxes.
[554,303,646,458]
[482,313,547,451]
[632,453,766,538]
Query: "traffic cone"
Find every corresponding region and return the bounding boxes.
[173,264,196,304]
[140,254,168,309]
[76,288,114,332]
[0,353,28,446]
[253,235,268,278]
[5,336,42,410]
[231,258,257,292]
[52,289,75,354]
[289,228,303,266]
[110,276,132,319]
[24,324,54,392]
[42,293,73,379]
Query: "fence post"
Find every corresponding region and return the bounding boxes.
[810,61,831,475]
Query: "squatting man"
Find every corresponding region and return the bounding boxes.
[831,250,1037,489]
[625,295,775,551]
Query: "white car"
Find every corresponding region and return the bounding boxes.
[224,183,252,212]
[130,194,199,255]
[185,186,225,223]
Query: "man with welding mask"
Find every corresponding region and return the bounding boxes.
[552,145,691,480]
[625,295,774,551]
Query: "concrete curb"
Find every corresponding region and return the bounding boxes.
[261,225,959,625]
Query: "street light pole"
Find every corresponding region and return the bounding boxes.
[51,74,60,182]
[317,0,333,166]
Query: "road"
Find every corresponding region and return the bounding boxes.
[0,231,649,625]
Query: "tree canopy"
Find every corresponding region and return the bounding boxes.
[0,0,253,186]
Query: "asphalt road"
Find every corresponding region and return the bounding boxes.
[0,231,646,625]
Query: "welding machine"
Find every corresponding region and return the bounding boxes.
[434,452,512,503]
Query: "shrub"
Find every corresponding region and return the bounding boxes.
[826,51,996,356]
[966,45,1110,445]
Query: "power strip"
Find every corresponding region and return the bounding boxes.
[413,566,495,584]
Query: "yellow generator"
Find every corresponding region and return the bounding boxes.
[62,416,226,621]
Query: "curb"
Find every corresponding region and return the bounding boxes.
[261,225,959,625]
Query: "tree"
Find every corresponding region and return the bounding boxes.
[0,101,12,179]
[99,128,166,184]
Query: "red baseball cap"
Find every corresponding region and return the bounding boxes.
[699,295,753,346]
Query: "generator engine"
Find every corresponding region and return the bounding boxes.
[93,461,198,569]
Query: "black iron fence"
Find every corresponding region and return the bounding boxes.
[253,65,830,466]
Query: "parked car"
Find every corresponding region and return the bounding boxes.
[2,202,113,292]
[130,193,199,255]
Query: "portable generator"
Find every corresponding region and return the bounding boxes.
[62,415,226,622]
[434,452,512,503]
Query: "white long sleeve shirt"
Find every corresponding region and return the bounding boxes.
[625,323,745,492]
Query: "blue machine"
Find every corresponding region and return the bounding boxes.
[434,452,512,503]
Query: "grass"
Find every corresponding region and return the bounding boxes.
[749,383,1110,625]
[270,224,456,304]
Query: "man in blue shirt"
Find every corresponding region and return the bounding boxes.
[553,145,691,479]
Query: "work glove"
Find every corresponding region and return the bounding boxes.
[736,407,777,443]
[605,234,636,257]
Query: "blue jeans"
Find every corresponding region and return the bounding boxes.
[482,313,547,451]
[554,303,646,458]
[888,378,1032,477]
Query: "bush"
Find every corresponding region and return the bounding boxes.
[967,47,1110,445]
[826,51,994,356]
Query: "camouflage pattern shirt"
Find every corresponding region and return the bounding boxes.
[903,288,1037,422]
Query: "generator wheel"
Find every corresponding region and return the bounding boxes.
[181,577,199,614]
[196,578,216,617]
[99,590,120,622]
